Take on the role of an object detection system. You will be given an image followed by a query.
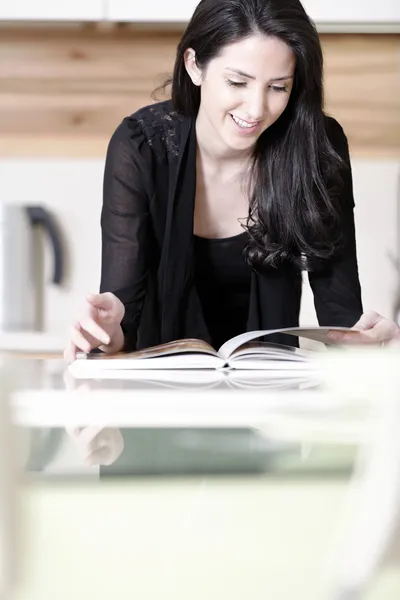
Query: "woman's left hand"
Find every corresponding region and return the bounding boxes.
[328,311,400,346]
[66,426,124,466]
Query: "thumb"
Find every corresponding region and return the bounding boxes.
[352,311,381,331]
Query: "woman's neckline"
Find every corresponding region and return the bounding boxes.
[193,231,248,243]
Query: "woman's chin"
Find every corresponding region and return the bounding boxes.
[224,133,257,152]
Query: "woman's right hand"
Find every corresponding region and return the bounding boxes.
[64,292,125,364]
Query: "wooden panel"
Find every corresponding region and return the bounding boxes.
[322,35,400,156]
[0,27,398,157]
[0,27,177,139]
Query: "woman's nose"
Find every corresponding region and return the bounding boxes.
[244,92,266,122]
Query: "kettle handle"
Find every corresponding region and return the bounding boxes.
[26,206,64,284]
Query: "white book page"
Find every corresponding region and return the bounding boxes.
[230,343,314,361]
[218,326,357,359]
[69,353,225,376]
[227,357,320,371]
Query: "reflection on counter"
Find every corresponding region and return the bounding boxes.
[5,356,365,480]
[21,425,357,480]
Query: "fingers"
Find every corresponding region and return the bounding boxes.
[86,292,123,319]
[78,317,110,346]
[328,312,400,345]
[64,292,125,362]
[332,331,380,344]
[328,329,377,344]
[64,340,78,364]
[328,311,383,344]
[69,323,93,354]
[352,310,381,331]
[328,328,386,345]
[66,427,124,466]
[371,319,400,344]
[352,313,400,344]
[67,317,110,361]
[87,292,125,322]
[86,293,113,323]
[328,329,356,343]
[86,292,113,309]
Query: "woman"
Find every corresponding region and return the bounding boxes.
[65,0,400,363]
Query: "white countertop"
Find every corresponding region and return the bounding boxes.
[0,331,65,353]
[2,349,399,440]
[0,353,385,446]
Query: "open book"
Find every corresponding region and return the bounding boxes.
[68,326,357,376]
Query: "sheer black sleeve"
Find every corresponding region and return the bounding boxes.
[99,118,153,351]
[308,118,363,327]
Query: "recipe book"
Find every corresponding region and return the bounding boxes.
[68,326,357,376]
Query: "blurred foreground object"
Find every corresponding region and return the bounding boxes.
[322,349,400,599]
[0,370,19,598]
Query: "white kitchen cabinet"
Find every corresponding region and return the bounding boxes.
[105,0,399,30]
[106,0,199,22]
[302,0,400,25]
[0,1,104,22]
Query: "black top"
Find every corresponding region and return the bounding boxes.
[99,100,363,351]
[194,232,251,349]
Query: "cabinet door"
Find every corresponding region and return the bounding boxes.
[302,0,400,24]
[0,1,104,21]
[106,0,199,22]
[107,0,399,25]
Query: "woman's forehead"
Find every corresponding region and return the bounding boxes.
[210,35,296,77]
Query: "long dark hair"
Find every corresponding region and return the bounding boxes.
[158,0,347,271]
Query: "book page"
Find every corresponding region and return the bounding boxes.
[218,327,359,359]
[70,352,225,374]
[229,342,315,361]
[79,338,218,361]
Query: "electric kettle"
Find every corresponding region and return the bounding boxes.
[0,203,64,331]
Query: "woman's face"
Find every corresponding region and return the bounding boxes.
[186,34,296,154]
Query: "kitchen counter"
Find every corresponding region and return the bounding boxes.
[3,355,362,478]
[2,351,398,475]
[0,331,65,354]
[2,352,400,600]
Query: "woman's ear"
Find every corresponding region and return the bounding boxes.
[184,48,203,86]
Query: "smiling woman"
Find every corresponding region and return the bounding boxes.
[155,0,344,271]
[62,0,400,363]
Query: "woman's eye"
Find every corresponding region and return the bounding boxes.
[227,80,288,92]
[227,80,247,88]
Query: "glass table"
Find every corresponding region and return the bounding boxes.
[1,352,399,600]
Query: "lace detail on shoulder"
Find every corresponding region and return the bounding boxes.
[133,101,187,161]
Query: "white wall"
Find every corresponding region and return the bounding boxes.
[301,160,400,325]
[0,158,399,336]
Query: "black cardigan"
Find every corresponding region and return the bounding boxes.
[100,100,363,350]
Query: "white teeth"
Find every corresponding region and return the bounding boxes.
[231,115,257,129]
